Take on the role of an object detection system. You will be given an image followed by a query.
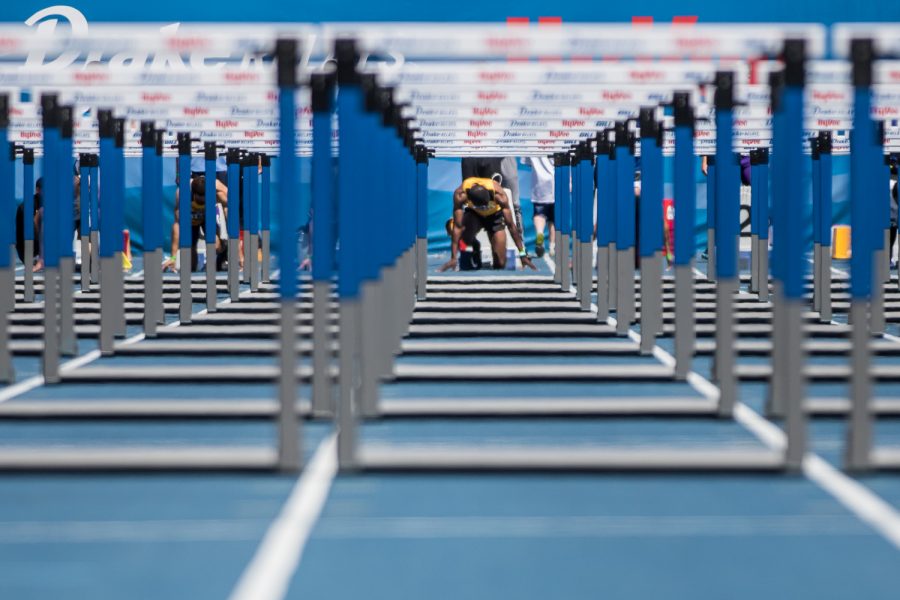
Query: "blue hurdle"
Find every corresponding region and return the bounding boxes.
[58,105,77,357]
[42,95,61,380]
[226,147,241,301]
[638,107,664,354]
[78,151,90,293]
[595,131,614,322]
[260,153,271,283]
[275,37,301,473]
[141,122,164,336]
[310,70,336,417]
[816,134,833,320]
[176,131,193,324]
[203,141,218,310]
[672,91,696,379]
[0,93,11,382]
[614,120,636,335]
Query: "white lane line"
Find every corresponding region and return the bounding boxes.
[549,253,900,550]
[0,328,147,405]
[0,283,246,404]
[805,256,851,280]
[229,433,338,600]
[803,454,900,548]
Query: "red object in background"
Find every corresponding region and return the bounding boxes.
[663,198,675,263]
[122,229,131,259]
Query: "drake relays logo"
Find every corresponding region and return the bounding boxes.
[20,5,404,72]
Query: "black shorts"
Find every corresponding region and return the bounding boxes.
[461,157,504,181]
[460,209,505,246]
[532,203,554,222]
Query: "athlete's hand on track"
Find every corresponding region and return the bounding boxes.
[438,258,458,272]
[520,256,537,270]
[161,257,178,273]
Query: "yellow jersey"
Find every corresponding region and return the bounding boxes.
[462,177,502,217]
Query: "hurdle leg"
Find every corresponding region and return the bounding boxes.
[228,238,240,301]
[615,248,631,336]
[674,262,695,380]
[0,308,12,383]
[242,230,251,284]
[99,257,116,355]
[572,237,580,291]
[89,231,100,285]
[715,277,737,417]
[553,230,562,285]
[707,228,716,282]
[383,263,398,370]
[179,248,192,324]
[871,250,885,335]
[79,236,89,292]
[813,242,821,313]
[312,280,332,416]
[144,248,161,336]
[784,299,807,470]
[885,229,892,283]
[205,242,217,312]
[337,299,360,471]
[580,241,592,311]
[261,229,271,283]
[640,253,662,355]
[560,233,571,290]
[845,301,872,471]
[376,265,391,377]
[24,240,35,301]
[765,282,786,418]
[596,245,609,322]
[43,267,60,383]
[5,248,13,312]
[358,280,379,418]
[416,237,427,300]
[114,252,126,337]
[758,238,769,302]
[608,242,617,311]
[654,250,665,335]
[750,233,759,294]
[821,246,832,322]
[0,265,11,317]
[278,300,300,472]
[58,257,77,356]
[249,233,260,292]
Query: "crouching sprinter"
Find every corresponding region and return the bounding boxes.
[440,177,536,272]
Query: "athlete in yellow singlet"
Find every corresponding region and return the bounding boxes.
[439,177,536,271]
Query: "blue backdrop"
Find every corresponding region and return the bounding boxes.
[2,1,898,25]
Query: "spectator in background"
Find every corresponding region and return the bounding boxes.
[163,173,229,272]
[522,156,555,258]
[16,178,42,271]
[17,172,80,273]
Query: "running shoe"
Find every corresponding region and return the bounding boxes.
[535,233,545,257]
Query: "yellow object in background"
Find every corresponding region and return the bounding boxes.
[832,225,851,260]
